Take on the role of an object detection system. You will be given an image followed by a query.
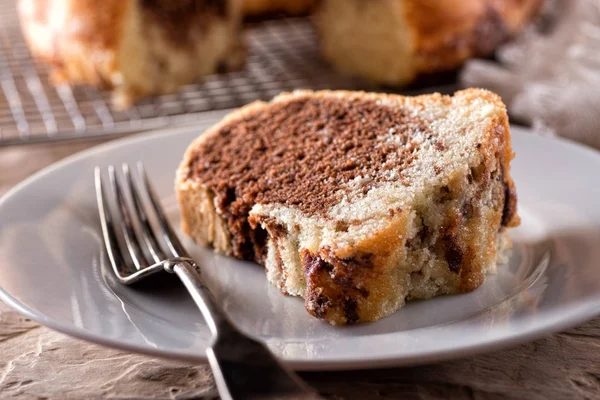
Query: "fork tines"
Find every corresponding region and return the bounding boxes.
[95,163,187,283]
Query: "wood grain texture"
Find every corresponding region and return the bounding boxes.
[1,141,599,399]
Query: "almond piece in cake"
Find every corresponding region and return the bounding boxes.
[176,89,519,325]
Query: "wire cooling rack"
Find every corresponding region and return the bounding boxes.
[0,1,456,146]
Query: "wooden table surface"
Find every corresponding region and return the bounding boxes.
[1,140,599,400]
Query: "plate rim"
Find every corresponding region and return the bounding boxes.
[2,283,600,371]
[2,124,600,371]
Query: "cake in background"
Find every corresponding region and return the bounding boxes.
[18,0,245,109]
[17,0,543,109]
[243,0,314,16]
[315,0,541,87]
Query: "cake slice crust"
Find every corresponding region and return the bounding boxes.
[176,89,519,324]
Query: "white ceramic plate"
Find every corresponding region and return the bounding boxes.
[1,120,600,371]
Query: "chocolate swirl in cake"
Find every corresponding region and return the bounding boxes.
[186,96,517,261]
[186,97,430,259]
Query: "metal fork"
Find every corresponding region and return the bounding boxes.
[95,163,322,400]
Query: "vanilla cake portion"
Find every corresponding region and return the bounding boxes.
[18,0,245,109]
[176,89,519,324]
[315,0,540,86]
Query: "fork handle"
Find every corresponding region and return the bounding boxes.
[166,259,323,400]
[164,258,228,336]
